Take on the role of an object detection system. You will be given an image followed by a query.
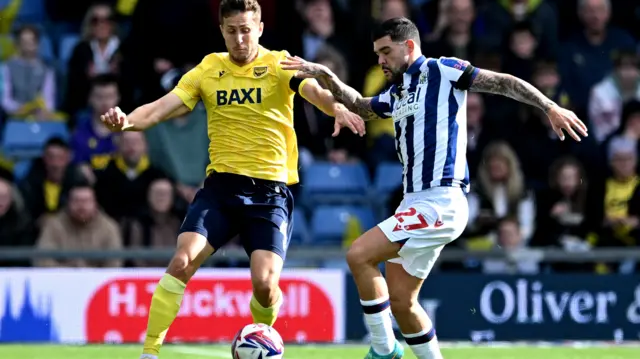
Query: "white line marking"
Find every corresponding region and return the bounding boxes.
[170,346,228,358]
[164,341,640,358]
[171,345,297,358]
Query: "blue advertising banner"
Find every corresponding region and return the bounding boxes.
[345,274,640,341]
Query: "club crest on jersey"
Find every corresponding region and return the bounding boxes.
[253,66,268,78]
[419,71,428,84]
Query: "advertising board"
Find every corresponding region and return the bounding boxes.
[0,268,345,343]
[346,274,640,341]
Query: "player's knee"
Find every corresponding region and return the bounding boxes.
[166,249,196,283]
[166,232,212,283]
[250,250,283,305]
[346,241,370,269]
[252,270,280,305]
[389,294,418,317]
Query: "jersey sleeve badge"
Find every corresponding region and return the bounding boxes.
[440,57,470,70]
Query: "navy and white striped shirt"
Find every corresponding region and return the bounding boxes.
[370,56,479,194]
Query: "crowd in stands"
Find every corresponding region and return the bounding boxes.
[1,0,640,274]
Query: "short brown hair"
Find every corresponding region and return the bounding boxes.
[533,59,556,72]
[613,49,639,69]
[219,0,261,23]
[15,24,41,42]
[314,45,349,82]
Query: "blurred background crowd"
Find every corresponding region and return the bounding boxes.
[0,0,640,274]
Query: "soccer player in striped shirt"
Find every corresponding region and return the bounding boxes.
[101,1,364,358]
[282,17,588,359]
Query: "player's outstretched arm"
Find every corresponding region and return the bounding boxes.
[469,69,555,113]
[297,79,343,116]
[469,69,588,141]
[317,76,383,122]
[101,92,190,131]
[281,56,385,122]
[298,80,366,136]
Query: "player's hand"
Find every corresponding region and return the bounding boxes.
[100,106,129,132]
[334,106,366,137]
[546,105,588,141]
[280,56,332,79]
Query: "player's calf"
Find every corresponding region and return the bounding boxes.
[389,296,425,334]
[249,249,284,326]
[387,263,442,359]
[347,227,405,357]
[390,299,442,359]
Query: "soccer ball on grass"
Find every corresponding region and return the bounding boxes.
[231,323,284,359]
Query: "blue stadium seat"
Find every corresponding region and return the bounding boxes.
[12,159,31,182]
[290,210,310,245]
[58,34,80,70]
[38,34,55,64]
[302,162,371,205]
[1,120,69,158]
[374,162,403,195]
[16,0,46,24]
[310,205,376,245]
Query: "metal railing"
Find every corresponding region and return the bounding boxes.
[1,246,639,264]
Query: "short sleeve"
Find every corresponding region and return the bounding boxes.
[277,50,296,82]
[278,50,311,94]
[171,60,205,110]
[436,57,480,90]
[370,88,393,118]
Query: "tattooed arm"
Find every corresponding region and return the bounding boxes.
[469,69,557,114]
[467,67,588,141]
[280,56,386,121]
[313,71,386,121]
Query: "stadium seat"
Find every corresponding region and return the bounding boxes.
[15,0,46,24]
[302,162,371,205]
[290,210,310,245]
[12,159,31,182]
[374,162,403,195]
[310,205,376,245]
[1,120,69,158]
[58,34,80,70]
[38,34,55,64]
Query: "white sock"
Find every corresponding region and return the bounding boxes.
[361,297,396,355]
[403,328,442,359]
[140,355,158,359]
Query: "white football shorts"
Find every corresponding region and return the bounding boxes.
[378,186,469,279]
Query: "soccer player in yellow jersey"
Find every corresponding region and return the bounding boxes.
[100,1,365,358]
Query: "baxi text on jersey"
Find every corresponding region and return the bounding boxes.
[216,88,263,106]
[393,87,423,119]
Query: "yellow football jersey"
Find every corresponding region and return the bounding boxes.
[604,176,640,219]
[171,46,308,185]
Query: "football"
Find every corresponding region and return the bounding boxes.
[231,323,285,359]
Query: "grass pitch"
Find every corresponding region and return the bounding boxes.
[1,344,639,359]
